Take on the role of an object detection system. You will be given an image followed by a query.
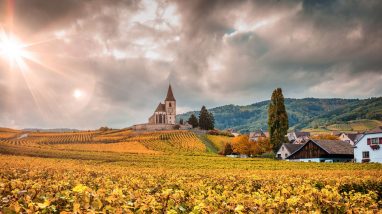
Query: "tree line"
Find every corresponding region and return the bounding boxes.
[187,106,215,130]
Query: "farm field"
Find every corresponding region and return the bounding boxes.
[0,129,382,213]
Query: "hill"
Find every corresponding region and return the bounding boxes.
[178,97,382,133]
[0,129,208,155]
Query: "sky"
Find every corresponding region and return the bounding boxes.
[0,0,381,129]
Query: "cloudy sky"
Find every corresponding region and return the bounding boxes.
[0,0,381,129]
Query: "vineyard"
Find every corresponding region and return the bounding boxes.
[0,155,382,213]
[0,129,206,154]
[205,135,233,152]
[0,128,382,213]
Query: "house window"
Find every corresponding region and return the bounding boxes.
[169,103,172,107]
[371,138,378,145]
[362,151,370,159]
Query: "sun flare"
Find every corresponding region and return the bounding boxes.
[0,34,28,63]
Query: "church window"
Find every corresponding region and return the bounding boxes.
[169,103,172,107]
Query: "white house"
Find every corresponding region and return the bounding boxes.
[249,130,267,142]
[287,131,310,144]
[276,143,304,160]
[354,129,382,163]
[339,133,363,146]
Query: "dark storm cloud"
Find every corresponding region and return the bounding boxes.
[0,0,381,129]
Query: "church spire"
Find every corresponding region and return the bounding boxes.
[165,84,176,101]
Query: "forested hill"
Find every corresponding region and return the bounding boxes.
[177,97,382,133]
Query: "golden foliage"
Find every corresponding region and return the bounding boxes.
[311,134,339,140]
[206,135,233,152]
[232,135,272,155]
[51,141,158,154]
[0,155,381,213]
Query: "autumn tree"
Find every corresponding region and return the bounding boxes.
[199,106,214,130]
[187,114,198,128]
[268,88,289,153]
[232,135,253,155]
[253,137,272,155]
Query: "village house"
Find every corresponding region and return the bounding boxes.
[287,139,353,162]
[338,132,363,146]
[287,131,310,144]
[249,130,267,142]
[276,143,304,160]
[353,127,382,163]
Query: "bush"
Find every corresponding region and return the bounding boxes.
[207,130,234,137]
[173,124,180,130]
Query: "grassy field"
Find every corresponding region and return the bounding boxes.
[0,129,382,213]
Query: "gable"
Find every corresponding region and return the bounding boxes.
[287,141,328,159]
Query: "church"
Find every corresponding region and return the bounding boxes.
[148,84,176,125]
[130,84,191,131]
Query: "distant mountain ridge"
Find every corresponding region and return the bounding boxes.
[177,97,382,133]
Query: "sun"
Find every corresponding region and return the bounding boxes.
[0,34,28,63]
[73,89,84,99]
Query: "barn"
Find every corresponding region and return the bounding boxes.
[286,139,353,162]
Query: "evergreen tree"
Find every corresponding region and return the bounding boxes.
[187,114,198,128]
[199,106,215,130]
[208,112,215,130]
[268,88,289,153]
[179,119,184,125]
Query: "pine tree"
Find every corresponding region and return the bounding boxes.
[199,106,214,130]
[187,114,198,128]
[208,112,215,130]
[179,119,184,125]
[268,88,289,153]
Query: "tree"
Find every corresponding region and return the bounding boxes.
[179,119,184,125]
[221,143,234,155]
[253,137,272,155]
[232,135,252,155]
[187,114,199,128]
[268,88,289,153]
[208,112,215,130]
[199,106,215,130]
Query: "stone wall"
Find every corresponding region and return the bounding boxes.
[130,123,192,131]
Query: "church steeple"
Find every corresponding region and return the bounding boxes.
[165,84,176,101]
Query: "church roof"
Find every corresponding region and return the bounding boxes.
[155,103,166,112]
[165,84,176,101]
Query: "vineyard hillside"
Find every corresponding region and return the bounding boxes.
[0,129,207,154]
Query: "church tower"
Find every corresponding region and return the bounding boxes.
[165,84,176,124]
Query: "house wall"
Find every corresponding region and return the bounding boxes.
[276,145,291,160]
[289,158,352,163]
[339,133,354,145]
[354,133,382,163]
